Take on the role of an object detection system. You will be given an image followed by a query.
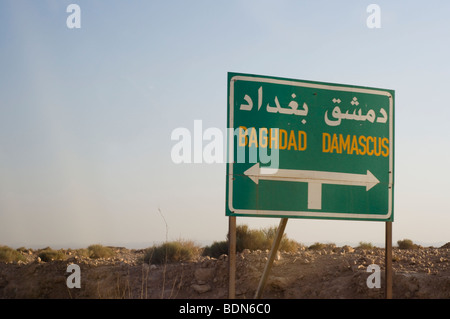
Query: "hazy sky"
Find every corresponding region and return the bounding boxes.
[1,0,449,249]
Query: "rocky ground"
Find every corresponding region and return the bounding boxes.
[0,244,449,299]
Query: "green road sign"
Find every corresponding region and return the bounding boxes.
[226,72,394,221]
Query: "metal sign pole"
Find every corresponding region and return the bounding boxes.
[385,221,393,299]
[254,218,288,299]
[228,216,236,299]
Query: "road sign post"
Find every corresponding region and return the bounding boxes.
[254,218,288,299]
[228,216,236,299]
[385,221,393,299]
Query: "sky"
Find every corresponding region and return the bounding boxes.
[0,0,449,249]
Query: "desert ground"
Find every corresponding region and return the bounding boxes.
[0,243,449,299]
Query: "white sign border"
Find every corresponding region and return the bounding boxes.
[227,75,394,221]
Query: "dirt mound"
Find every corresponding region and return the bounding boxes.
[0,246,449,299]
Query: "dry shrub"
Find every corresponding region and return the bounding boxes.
[397,239,418,249]
[0,245,26,263]
[38,248,65,262]
[308,242,328,250]
[357,242,375,250]
[202,241,228,258]
[144,240,200,264]
[87,244,115,259]
[203,224,300,258]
